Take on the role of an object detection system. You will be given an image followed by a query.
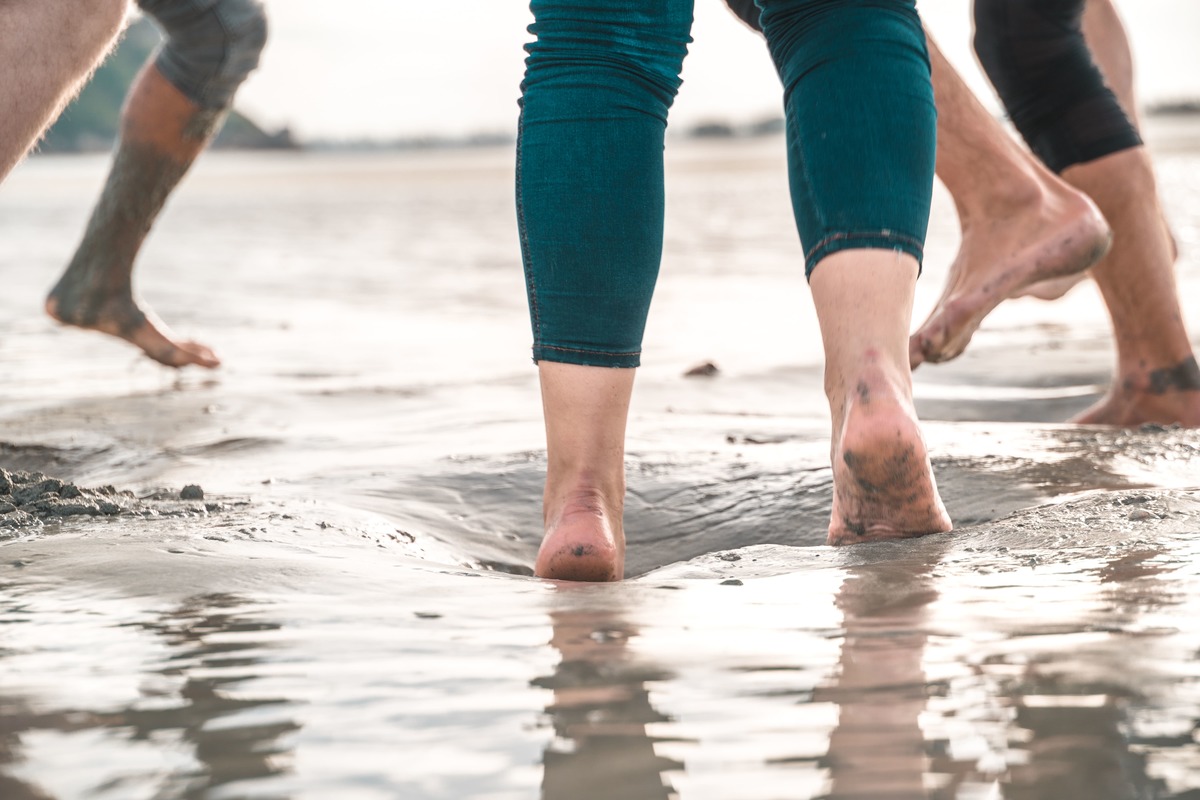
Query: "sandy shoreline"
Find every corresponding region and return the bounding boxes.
[2,132,1199,797]
[4,465,1199,798]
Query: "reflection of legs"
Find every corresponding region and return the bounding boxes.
[519,0,691,580]
[759,0,950,544]
[538,610,678,799]
[818,563,938,797]
[0,0,127,180]
[975,0,1200,426]
[909,36,1109,367]
[46,0,267,369]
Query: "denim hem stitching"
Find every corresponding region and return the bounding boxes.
[536,344,641,358]
[804,230,925,264]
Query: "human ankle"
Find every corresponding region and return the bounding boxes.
[956,169,1048,230]
[537,483,625,581]
[827,355,911,404]
[1116,355,1200,395]
[544,479,623,526]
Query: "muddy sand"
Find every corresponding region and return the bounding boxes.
[3,414,1200,799]
[2,130,1200,797]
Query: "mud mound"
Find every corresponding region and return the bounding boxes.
[0,468,220,532]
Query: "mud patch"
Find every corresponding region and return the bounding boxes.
[1,468,131,530]
[0,467,234,535]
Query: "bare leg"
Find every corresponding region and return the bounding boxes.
[46,64,222,368]
[0,0,127,180]
[535,363,631,581]
[1082,0,1137,124]
[910,36,1110,367]
[1065,149,1200,426]
[1083,0,1178,262]
[1022,0,1176,302]
[811,250,952,545]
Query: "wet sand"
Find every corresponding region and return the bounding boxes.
[1,122,1199,797]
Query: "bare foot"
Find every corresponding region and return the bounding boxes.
[46,285,220,369]
[1015,270,1089,301]
[1167,217,1180,263]
[1071,356,1200,427]
[535,490,624,581]
[910,191,1110,368]
[828,375,952,546]
[1018,213,1179,302]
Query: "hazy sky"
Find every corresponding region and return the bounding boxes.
[230,1,1200,140]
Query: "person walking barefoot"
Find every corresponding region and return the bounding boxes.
[969,0,1200,426]
[46,0,268,369]
[520,0,952,581]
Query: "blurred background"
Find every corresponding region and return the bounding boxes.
[42,0,1200,153]
[4,4,1200,798]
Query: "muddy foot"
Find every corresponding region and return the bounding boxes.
[828,383,952,546]
[46,289,220,369]
[1020,212,1179,302]
[1016,270,1090,301]
[1071,357,1200,427]
[536,493,624,582]
[911,193,1110,368]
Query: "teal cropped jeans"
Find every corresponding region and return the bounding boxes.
[517,0,937,368]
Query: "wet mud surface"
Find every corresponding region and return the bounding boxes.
[1,138,1199,798]
[6,426,1197,798]
[345,422,1200,578]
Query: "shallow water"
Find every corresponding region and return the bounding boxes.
[1,122,1199,798]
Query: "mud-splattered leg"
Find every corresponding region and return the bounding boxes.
[45,64,224,368]
[812,250,952,546]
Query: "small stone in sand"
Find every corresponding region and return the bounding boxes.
[180,485,205,501]
[684,361,720,378]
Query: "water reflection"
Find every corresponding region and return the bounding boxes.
[0,592,297,798]
[534,604,681,800]
[527,536,1200,800]
[132,593,297,797]
[999,548,1179,800]
[0,701,62,800]
[817,558,941,800]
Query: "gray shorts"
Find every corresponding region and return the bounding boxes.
[136,0,268,109]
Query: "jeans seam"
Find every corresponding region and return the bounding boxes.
[537,344,641,358]
[515,114,544,356]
